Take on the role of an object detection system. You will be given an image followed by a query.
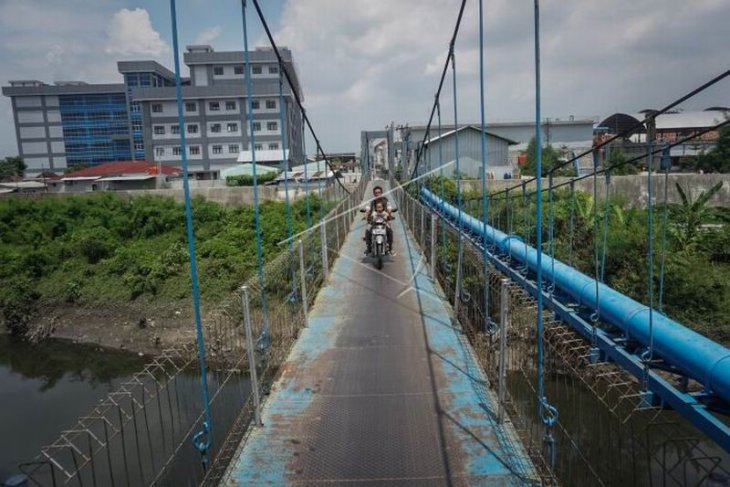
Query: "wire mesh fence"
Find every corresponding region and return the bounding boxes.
[393,180,730,487]
[18,177,369,487]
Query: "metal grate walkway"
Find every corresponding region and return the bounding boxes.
[224,182,538,486]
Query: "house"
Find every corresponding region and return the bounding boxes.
[416,125,517,179]
[50,161,180,193]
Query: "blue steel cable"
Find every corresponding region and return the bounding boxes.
[168,0,212,467]
[241,0,270,343]
[532,0,557,437]
[278,69,294,250]
[301,109,312,229]
[437,100,447,254]
[477,0,492,329]
[645,136,656,370]
[658,146,671,312]
[591,148,601,344]
[568,179,575,267]
[450,48,462,231]
[600,168,611,283]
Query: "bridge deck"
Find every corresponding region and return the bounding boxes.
[225,183,537,486]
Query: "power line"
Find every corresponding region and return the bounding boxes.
[250,0,351,194]
[409,0,469,180]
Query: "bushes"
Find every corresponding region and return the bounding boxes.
[0,192,329,329]
[226,172,277,186]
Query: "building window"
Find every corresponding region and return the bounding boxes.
[171,125,180,135]
[234,65,244,75]
[212,145,223,154]
[269,65,279,74]
[134,143,144,151]
[254,144,263,151]
[187,124,198,134]
[267,121,278,131]
[225,101,236,110]
[265,100,276,109]
[268,143,279,150]
[252,122,261,132]
[172,146,182,156]
[152,103,163,113]
[228,144,239,154]
[132,122,142,132]
[227,123,238,133]
[185,102,197,112]
[209,101,220,111]
[155,147,165,157]
[210,123,221,133]
[153,126,165,135]
[252,66,262,74]
[213,66,224,76]
[190,146,200,155]
[251,100,260,110]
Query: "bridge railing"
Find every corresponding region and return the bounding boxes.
[17,176,367,487]
[392,180,730,486]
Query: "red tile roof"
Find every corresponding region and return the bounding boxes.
[65,161,181,178]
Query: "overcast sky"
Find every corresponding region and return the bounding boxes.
[0,0,728,158]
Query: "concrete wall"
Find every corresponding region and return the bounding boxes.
[121,184,339,206]
[458,173,730,207]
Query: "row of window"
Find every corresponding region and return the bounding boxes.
[212,65,279,76]
[152,121,278,135]
[155,142,279,157]
[151,99,277,113]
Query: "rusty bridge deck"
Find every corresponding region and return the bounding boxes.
[224,182,537,486]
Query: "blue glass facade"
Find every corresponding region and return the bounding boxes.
[124,73,175,160]
[59,93,132,167]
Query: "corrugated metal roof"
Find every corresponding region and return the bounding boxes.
[424,125,518,145]
[220,163,280,178]
[237,149,289,163]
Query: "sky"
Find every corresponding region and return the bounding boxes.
[0,0,728,158]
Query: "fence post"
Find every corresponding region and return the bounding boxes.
[498,278,509,424]
[320,219,329,280]
[241,286,262,427]
[420,204,425,246]
[430,214,437,278]
[454,236,464,317]
[298,239,309,326]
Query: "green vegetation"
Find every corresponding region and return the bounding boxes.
[421,177,730,343]
[521,137,574,177]
[0,193,326,333]
[690,125,730,173]
[0,156,26,179]
[226,172,278,186]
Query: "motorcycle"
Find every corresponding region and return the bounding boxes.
[360,207,398,269]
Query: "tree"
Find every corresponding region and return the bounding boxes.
[0,156,26,179]
[671,181,724,249]
[692,125,730,173]
[605,148,639,175]
[521,137,567,177]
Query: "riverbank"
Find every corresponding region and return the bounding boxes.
[12,301,196,356]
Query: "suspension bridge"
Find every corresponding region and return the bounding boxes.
[9,0,730,486]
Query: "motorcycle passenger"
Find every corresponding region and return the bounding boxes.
[363,186,395,255]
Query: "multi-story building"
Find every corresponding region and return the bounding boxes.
[2,45,304,177]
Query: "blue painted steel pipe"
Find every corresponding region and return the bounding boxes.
[421,188,730,404]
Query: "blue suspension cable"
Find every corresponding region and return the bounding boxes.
[437,100,447,255]
[533,0,557,446]
[477,0,492,330]
[278,68,294,250]
[658,146,671,312]
[644,133,656,372]
[450,48,462,232]
[168,0,212,468]
[600,168,611,283]
[241,0,270,344]
[301,109,312,229]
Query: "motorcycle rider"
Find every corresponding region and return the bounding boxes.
[363,185,395,255]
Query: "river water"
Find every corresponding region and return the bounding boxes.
[0,335,146,482]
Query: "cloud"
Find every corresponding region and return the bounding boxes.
[195,26,222,45]
[274,0,730,153]
[105,8,170,57]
